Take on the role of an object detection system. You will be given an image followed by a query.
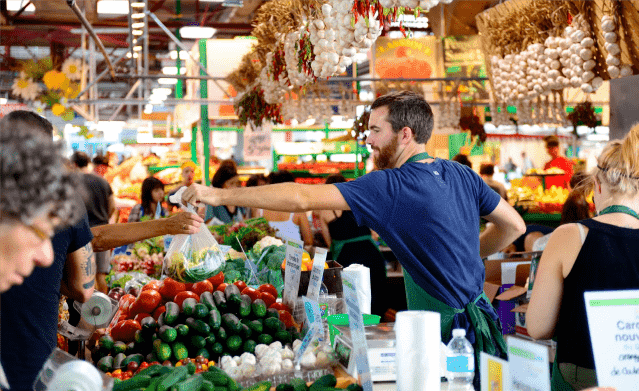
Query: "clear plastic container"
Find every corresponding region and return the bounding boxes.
[445,328,474,389]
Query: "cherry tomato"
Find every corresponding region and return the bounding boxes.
[260,292,276,308]
[142,280,162,292]
[192,280,214,296]
[278,310,295,329]
[269,302,292,313]
[163,360,173,367]
[126,361,139,373]
[234,280,247,292]
[207,271,224,288]
[241,287,261,302]
[258,284,278,299]
[173,291,200,308]
[215,283,228,293]
[149,361,161,367]
[124,371,133,378]
[138,362,149,372]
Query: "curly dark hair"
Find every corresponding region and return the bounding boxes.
[0,113,81,227]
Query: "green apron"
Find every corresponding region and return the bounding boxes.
[403,270,507,371]
[330,235,378,262]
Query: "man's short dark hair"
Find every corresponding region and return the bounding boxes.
[268,170,295,184]
[480,163,495,176]
[1,110,53,136]
[92,154,109,166]
[70,151,90,168]
[544,135,560,148]
[452,154,472,169]
[370,91,434,144]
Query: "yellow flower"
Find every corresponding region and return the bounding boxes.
[52,103,66,116]
[43,70,67,90]
[64,82,81,99]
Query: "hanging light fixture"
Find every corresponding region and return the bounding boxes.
[179,26,217,39]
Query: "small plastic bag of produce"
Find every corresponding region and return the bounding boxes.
[163,187,225,282]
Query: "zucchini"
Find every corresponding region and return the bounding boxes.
[159,326,178,343]
[181,298,198,316]
[190,335,207,349]
[200,291,218,311]
[222,313,242,334]
[164,302,180,325]
[174,374,203,391]
[225,335,242,353]
[208,309,222,331]
[238,295,252,318]
[157,365,189,391]
[112,375,152,391]
[172,342,188,361]
[251,299,267,319]
[212,291,227,312]
[193,303,209,319]
[96,355,113,373]
[186,317,211,335]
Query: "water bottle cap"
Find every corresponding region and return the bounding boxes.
[452,328,466,338]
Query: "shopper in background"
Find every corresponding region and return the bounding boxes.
[480,163,508,201]
[167,161,196,210]
[452,153,473,169]
[246,174,267,219]
[318,174,388,317]
[527,124,639,390]
[183,91,526,377]
[543,135,574,188]
[128,176,168,223]
[263,170,313,247]
[92,153,110,177]
[521,151,534,173]
[205,160,247,225]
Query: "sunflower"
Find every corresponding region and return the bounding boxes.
[62,58,83,81]
[11,76,41,101]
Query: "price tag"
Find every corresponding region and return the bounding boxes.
[480,352,511,391]
[307,248,328,301]
[585,289,639,390]
[283,238,304,312]
[343,275,373,391]
[507,336,550,391]
[294,296,324,364]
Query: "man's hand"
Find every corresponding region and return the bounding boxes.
[165,212,204,235]
[183,184,217,208]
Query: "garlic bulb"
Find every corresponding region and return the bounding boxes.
[608,65,620,78]
[605,42,621,56]
[604,32,617,43]
[606,54,620,66]
[620,64,633,78]
[581,83,593,93]
[579,48,593,61]
[583,60,596,71]
[591,76,604,90]
[601,20,615,32]
[582,71,595,82]
[580,37,594,48]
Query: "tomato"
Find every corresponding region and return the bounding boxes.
[269,302,292,313]
[138,362,149,372]
[129,290,162,318]
[258,284,278,299]
[158,278,186,301]
[173,291,200,308]
[207,271,224,287]
[185,283,194,292]
[241,287,261,302]
[119,294,136,311]
[278,310,295,329]
[126,361,139,373]
[260,292,276,308]
[215,283,228,293]
[149,361,160,367]
[124,371,133,378]
[233,280,247,292]
[111,319,141,343]
[134,313,152,323]
[192,280,214,296]
[142,280,162,292]
[152,305,166,320]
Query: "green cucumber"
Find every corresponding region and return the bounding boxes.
[264,317,283,333]
[265,308,280,319]
[240,323,252,339]
[136,364,165,377]
[141,316,158,332]
[153,339,172,362]
[164,302,180,325]
[203,366,229,386]
[181,298,198,316]
[242,381,271,391]
[97,355,113,372]
[200,380,215,391]
[98,335,115,352]
[112,375,152,391]
[159,325,178,343]
[122,353,144,367]
[171,342,188,361]
[242,339,257,355]
[222,313,242,334]
[251,299,267,319]
[223,284,241,301]
[190,335,207,349]
[274,330,292,344]
[211,342,224,356]
[134,330,148,345]
[212,291,227,312]
[199,291,217,311]
[238,295,252,318]
[157,312,166,327]
[208,309,222,331]
[225,335,242,353]
[311,374,337,388]
[175,324,190,338]
[174,373,203,391]
[289,378,309,391]
[346,384,364,391]
[216,327,227,341]
[186,361,197,375]
[194,303,209,319]
[225,285,242,314]
[157,365,189,391]
[276,385,295,391]
[113,341,128,355]
[205,334,216,346]
[247,320,263,335]
[186,317,211,335]
[113,352,127,369]
[257,334,273,345]
[194,347,210,359]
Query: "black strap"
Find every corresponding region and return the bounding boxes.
[598,205,639,220]
[405,152,434,164]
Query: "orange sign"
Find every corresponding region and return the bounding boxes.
[374,37,442,79]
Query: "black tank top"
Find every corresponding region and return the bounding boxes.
[556,219,639,369]
[327,211,372,240]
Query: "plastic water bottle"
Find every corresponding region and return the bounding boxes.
[446,329,475,389]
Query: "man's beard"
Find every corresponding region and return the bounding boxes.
[373,136,399,170]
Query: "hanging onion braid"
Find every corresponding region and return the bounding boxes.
[0,115,81,227]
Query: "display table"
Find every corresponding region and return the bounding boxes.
[373,381,452,390]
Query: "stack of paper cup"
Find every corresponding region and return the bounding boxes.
[342,264,372,314]
[395,311,441,391]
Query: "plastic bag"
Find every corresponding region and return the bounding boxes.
[163,187,225,283]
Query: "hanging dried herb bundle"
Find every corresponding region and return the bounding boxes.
[459,114,487,144]
[296,25,316,79]
[567,101,598,130]
[351,109,370,140]
[235,87,283,126]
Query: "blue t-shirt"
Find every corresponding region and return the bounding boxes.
[335,159,501,309]
[1,213,93,390]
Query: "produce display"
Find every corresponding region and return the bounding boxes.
[209,218,280,253]
[109,238,166,279]
[508,185,595,214]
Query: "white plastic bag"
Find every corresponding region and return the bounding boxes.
[163,187,225,282]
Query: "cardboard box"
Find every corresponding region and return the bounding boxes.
[484,258,531,335]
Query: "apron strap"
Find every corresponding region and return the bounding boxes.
[330,235,376,261]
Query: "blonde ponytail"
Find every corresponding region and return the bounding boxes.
[596,123,639,195]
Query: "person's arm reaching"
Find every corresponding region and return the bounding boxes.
[319,211,332,248]
[61,243,96,303]
[91,212,203,252]
[108,195,116,219]
[479,198,526,258]
[295,212,314,247]
[182,183,350,212]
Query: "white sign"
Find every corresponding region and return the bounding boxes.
[585,289,639,391]
[282,238,304,312]
[307,248,328,301]
[507,336,550,391]
[343,275,373,391]
[243,122,272,162]
[480,352,511,391]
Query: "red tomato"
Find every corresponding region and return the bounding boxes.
[152,305,166,320]
[110,319,141,343]
[192,280,214,296]
[129,290,162,318]
[126,361,139,373]
[215,283,228,293]
[158,278,186,301]
[142,280,161,292]
[269,302,292,313]
[173,291,200,308]
[185,283,194,292]
[258,284,278,299]
[138,362,149,372]
[234,280,247,292]
[241,287,261,302]
[278,310,295,329]
[133,313,152,323]
[124,371,133,378]
[260,292,276,308]
[119,294,136,311]
[207,271,224,287]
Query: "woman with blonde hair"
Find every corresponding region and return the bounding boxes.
[527,124,639,390]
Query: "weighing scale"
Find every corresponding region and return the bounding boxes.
[332,323,397,382]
